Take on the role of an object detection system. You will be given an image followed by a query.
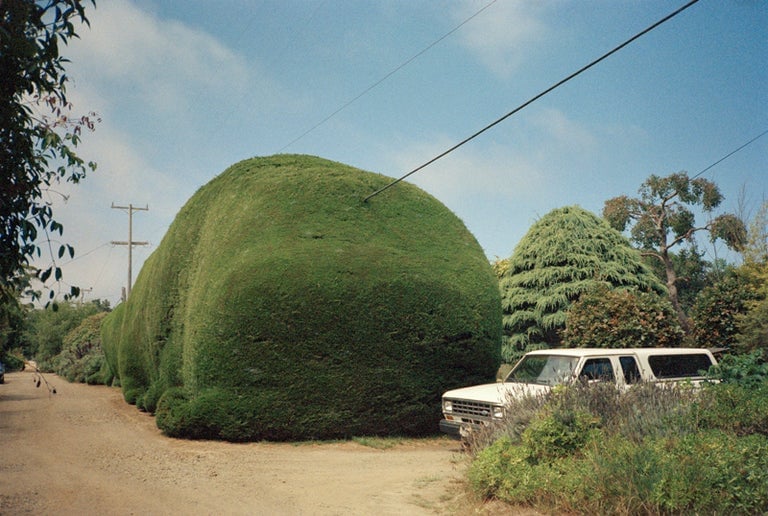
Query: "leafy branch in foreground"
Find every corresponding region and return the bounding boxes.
[1,0,98,304]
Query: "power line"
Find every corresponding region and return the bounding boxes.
[692,127,768,180]
[277,0,498,153]
[363,0,702,203]
[60,242,110,265]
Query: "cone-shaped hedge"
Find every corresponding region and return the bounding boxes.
[101,154,501,441]
[500,205,666,361]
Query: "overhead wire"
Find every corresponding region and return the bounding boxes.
[60,242,111,265]
[691,127,768,180]
[277,0,498,153]
[363,0,702,202]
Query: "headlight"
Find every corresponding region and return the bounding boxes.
[492,406,504,419]
[443,400,453,413]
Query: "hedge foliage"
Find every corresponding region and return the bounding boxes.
[101,154,502,441]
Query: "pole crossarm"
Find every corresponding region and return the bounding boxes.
[110,241,149,246]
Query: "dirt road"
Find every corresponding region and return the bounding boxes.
[0,369,504,515]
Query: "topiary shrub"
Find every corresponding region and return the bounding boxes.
[102,154,501,440]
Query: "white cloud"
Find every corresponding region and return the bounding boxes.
[386,108,598,204]
[26,0,254,305]
[452,0,551,77]
[531,108,597,155]
[386,134,546,205]
[69,0,252,114]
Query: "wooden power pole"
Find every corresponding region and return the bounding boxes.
[111,203,148,300]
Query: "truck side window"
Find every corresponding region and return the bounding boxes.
[579,358,614,382]
[648,353,715,379]
[619,356,642,384]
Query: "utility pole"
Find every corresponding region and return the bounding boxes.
[111,203,148,300]
[78,287,93,305]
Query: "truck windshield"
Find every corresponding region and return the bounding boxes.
[505,355,580,386]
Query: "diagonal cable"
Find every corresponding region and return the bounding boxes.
[277,0,498,153]
[364,0,701,202]
[692,128,768,180]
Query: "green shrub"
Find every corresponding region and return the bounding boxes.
[23,301,108,367]
[154,387,192,437]
[649,431,768,514]
[692,270,760,349]
[690,382,768,436]
[1,351,25,371]
[463,388,550,455]
[471,422,768,515]
[522,407,601,463]
[708,349,768,387]
[103,155,502,440]
[51,312,109,384]
[470,381,768,514]
[563,285,683,348]
[468,434,593,512]
[579,435,663,515]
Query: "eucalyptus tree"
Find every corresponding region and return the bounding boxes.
[603,172,746,332]
[500,205,665,361]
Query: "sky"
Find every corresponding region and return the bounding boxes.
[37,0,767,307]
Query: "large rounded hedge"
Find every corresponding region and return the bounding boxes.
[101,154,501,441]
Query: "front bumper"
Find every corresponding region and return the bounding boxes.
[439,419,463,438]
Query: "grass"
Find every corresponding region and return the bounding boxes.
[352,436,406,449]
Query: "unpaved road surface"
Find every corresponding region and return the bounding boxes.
[0,369,509,515]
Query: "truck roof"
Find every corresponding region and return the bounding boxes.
[524,348,714,358]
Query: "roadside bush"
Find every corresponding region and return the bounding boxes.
[690,382,768,436]
[154,387,191,437]
[23,300,109,369]
[522,407,601,463]
[468,435,591,510]
[1,350,25,371]
[648,431,768,514]
[708,349,768,387]
[102,154,502,440]
[578,431,768,515]
[463,388,549,455]
[52,312,109,384]
[469,381,768,514]
[465,380,698,456]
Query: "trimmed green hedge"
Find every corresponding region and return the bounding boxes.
[102,154,501,440]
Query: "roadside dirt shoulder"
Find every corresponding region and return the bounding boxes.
[0,369,509,515]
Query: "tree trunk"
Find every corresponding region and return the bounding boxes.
[663,255,692,334]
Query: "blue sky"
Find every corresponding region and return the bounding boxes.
[42,0,767,306]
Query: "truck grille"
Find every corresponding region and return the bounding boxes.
[452,399,493,418]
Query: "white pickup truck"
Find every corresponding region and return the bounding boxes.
[439,347,717,438]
